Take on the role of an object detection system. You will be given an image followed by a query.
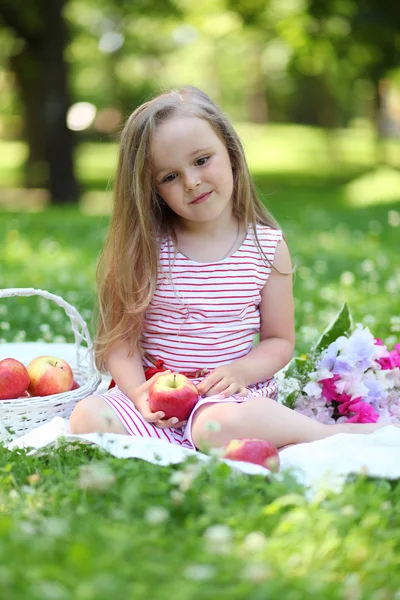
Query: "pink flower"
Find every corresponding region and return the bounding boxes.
[346,400,379,423]
[378,347,400,370]
[336,394,361,415]
[320,375,340,402]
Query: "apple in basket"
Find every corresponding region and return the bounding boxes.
[223,438,280,472]
[0,358,30,400]
[27,356,74,397]
[148,372,199,422]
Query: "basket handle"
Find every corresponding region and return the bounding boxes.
[0,288,97,376]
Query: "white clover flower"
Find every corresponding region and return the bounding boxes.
[361,259,375,274]
[340,271,355,286]
[183,564,216,581]
[241,562,271,583]
[363,314,376,327]
[41,517,70,538]
[144,506,170,525]
[241,532,268,553]
[0,322,10,331]
[342,505,355,517]
[169,462,203,492]
[13,330,27,343]
[390,316,400,333]
[388,210,400,228]
[203,524,234,554]
[36,581,68,600]
[19,521,36,535]
[170,490,185,505]
[77,462,115,492]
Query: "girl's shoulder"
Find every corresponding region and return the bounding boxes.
[251,223,283,243]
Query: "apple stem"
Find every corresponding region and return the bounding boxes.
[173,373,176,388]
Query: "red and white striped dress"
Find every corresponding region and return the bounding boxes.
[95,224,282,449]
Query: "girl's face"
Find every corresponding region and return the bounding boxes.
[151,116,234,225]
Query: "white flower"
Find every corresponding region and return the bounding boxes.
[41,517,69,538]
[388,210,400,227]
[241,562,271,582]
[241,532,268,553]
[169,462,202,492]
[315,368,334,381]
[183,564,216,581]
[144,506,170,525]
[77,462,115,492]
[303,381,322,397]
[340,271,355,286]
[203,524,234,554]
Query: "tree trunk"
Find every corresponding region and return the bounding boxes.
[245,39,268,123]
[41,0,79,203]
[6,0,79,204]
[372,78,388,165]
[10,47,47,188]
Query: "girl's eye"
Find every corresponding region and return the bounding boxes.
[161,173,177,184]
[160,156,209,184]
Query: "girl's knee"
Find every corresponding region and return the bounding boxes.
[191,403,241,450]
[69,395,124,435]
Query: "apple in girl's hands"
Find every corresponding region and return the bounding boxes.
[148,372,199,422]
[27,356,74,397]
[223,438,280,472]
[0,358,30,400]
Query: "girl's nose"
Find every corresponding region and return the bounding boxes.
[184,170,201,191]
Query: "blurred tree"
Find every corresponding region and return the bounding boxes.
[0,0,79,203]
[307,0,400,159]
[227,0,272,122]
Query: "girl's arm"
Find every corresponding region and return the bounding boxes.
[106,342,186,428]
[197,239,295,397]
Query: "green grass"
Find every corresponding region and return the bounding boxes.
[1,442,400,599]
[0,125,400,598]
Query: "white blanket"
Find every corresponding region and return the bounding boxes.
[3,342,400,495]
[7,417,400,495]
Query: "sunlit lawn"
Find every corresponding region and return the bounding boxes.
[0,125,400,598]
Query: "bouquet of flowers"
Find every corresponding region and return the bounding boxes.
[278,305,400,424]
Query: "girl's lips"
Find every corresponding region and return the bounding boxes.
[191,191,212,205]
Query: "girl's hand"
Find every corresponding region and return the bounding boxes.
[197,365,249,399]
[133,371,188,429]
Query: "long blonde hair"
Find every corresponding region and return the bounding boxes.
[94,85,282,373]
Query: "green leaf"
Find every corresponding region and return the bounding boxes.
[314,303,352,354]
[281,389,301,410]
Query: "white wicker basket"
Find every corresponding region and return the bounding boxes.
[0,288,102,443]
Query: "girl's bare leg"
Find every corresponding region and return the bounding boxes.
[70,395,128,435]
[191,396,388,450]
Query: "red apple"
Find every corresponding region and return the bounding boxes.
[71,379,80,390]
[148,372,199,421]
[223,438,280,472]
[0,358,30,400]
[27,356,74,397]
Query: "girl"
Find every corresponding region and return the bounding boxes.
[70,85,387,450]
